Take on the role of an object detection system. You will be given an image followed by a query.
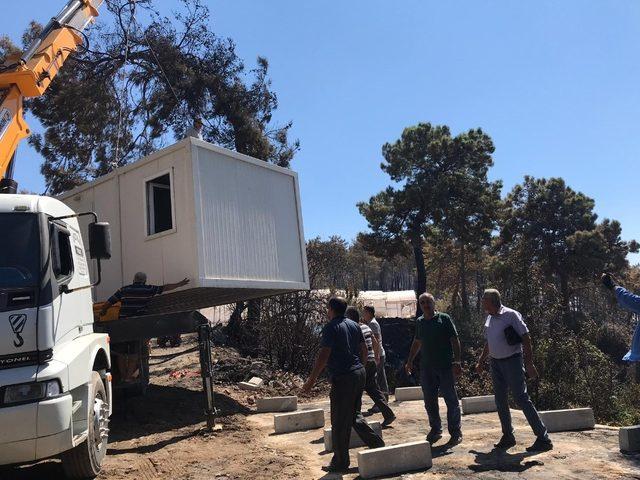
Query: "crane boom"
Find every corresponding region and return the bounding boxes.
[0,0,103,192]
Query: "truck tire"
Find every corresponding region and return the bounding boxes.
[61,372,109,479]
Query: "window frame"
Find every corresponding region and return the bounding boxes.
[50,222,74,285]
[143,169,177,240]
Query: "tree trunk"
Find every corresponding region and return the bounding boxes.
[411,233,427,316]
[560,273,570,312]
[459,242,470,315]
[225,301,246,341]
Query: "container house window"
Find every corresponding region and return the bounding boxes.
[146,173,174,235]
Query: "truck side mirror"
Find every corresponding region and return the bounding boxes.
[89,222,112,260]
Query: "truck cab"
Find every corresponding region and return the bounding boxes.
[0,194,112,479]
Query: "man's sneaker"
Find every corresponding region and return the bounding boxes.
[449,433,463,445]
[526,437,553,452]
[367,405,381,414]
[381,414,396,427]
[494,434,517,449]
[426,430,443,444]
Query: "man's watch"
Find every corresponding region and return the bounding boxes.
[453,361,461,365]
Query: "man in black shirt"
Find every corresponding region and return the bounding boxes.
[302,297,384,472]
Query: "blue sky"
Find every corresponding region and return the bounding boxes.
[5,1,640,262]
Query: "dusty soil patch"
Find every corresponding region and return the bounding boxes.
[2,336,639,479]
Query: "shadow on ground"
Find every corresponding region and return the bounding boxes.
[0,384,249,478]
[468,448,543,473]
[109,384,250,442]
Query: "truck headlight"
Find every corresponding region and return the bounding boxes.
[2,380,62,406]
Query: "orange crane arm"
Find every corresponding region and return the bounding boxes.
[0,0,103,188]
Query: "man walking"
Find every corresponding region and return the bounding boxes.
[345,307,396,427]
[405,293,463,445]
[475,289,553,452]
[302,297,384,472]
[363,306,389,405]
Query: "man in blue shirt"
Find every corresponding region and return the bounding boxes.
[302,297,384,472]
[602,273,640,362]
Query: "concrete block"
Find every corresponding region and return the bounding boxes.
[394,386,423,402]
[357,441,432,479]
[619,425,640,453]
[461,395,496,415]
[256,396,298,413]
[238,381,260,391]
[248,376,264,387]
[323,421,382,451]
[539,408,595,432]
[274,408,325,434]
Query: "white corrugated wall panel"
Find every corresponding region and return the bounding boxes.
[193,144,306,284]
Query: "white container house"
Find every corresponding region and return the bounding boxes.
[59,138,309,313]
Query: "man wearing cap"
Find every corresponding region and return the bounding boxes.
[101,272,189,318]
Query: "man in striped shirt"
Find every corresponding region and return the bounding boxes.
[101,272,189,318]
[346,307,396,426]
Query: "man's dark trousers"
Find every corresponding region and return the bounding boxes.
[330,366,384,468]
[364,361,395,421]
[419,366,462,436]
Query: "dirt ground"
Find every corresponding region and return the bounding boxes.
[3,336,639,480]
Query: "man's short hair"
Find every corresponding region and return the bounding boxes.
[363,305,375,316]
[418,292,436,310]
[345,306,360,322]
[483,289,502,308]
[133,272,147,284]
[328,296,347,316]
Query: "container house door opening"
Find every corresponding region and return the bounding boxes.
[146,173,173,235]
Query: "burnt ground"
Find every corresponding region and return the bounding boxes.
[2,335,639,479]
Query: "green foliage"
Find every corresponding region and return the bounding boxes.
[354,122,640,425]
[358,123,501,304]
[16,0,298,193]
[498,176,637,311]
[535,331,640,425]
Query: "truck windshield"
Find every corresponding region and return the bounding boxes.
[0,213,40,288]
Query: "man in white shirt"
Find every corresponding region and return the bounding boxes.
[475,289,552,452]
[185,116,204,140]
[363,306,389,404]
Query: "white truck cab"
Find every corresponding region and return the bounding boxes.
[0,194,112,479]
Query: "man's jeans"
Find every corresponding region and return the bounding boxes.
[330,367,384,468]
[364,361,395,421]
[490,354,549,440]
[419,365,462,436]
[377,354,389,400]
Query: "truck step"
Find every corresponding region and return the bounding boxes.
[72,400,83,414]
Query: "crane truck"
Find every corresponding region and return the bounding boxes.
[0,1,114,478]
[0,1,309,478]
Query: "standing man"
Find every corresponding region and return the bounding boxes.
[405,293,463,445]
[346,307,396,427]
[185,116,204,140]
[363,306,390,406]
[601,273,640,362]
[99,272,189,385]
[302,297,384,473]
[475,289,552,452]
[100,272,189,318]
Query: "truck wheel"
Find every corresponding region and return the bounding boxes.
[61,372,109,479]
